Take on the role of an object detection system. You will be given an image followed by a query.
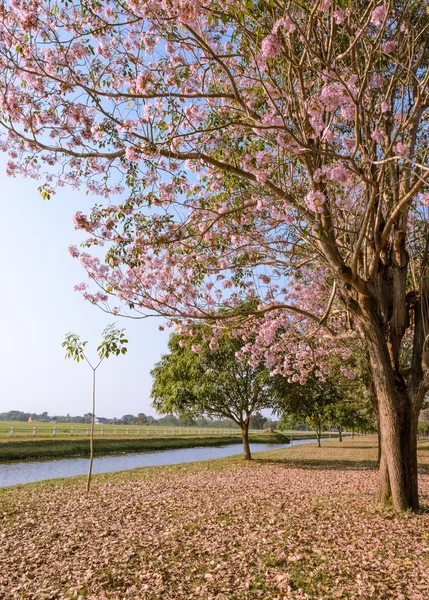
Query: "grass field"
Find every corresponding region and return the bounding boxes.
[0,420,329,440]
[1,437,428,599]
[0,420,244,438]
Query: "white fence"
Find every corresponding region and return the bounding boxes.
[1,426,252,438]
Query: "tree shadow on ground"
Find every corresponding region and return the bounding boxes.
[329,445,376,450]
[253,456,429,475]
[252,457,379,471]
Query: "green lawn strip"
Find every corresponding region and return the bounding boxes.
[0,431,290,461]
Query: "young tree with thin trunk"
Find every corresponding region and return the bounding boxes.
[62,324,128,493]
[2,1,429,510]
[151,332,275,460]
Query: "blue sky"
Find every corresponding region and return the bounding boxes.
[0,155,169,419]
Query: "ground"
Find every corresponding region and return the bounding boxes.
[1,438,429,599]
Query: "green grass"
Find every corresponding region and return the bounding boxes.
[0,431,290,461]
[0,420,337,440]
[0,420,243,437]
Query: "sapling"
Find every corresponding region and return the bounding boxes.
[62,324,128,493]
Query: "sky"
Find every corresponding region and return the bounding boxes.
[0,155,169,419]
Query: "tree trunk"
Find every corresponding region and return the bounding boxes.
[338,427,342,442]
[376,395,419,511]
[316,426,321,448]
[87,369,96,495]
[365,321,421,511]
[376,450,391,505]
[376,420,382,466]
[241,422,251,460]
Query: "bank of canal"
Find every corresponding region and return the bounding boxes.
[0,438,320,487]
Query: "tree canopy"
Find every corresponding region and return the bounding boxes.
[1,0,429,509]
[151,331,277,458]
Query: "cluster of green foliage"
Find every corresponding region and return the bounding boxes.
[275,355,375,445]
[151,331,280,459]
[151,331,374,458]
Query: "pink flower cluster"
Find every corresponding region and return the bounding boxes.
[261,35,282,58]
[393,142,409,157]
[305,190,326,213]
[272,17,296,35]
[371,5,386,26]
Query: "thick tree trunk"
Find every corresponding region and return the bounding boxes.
[241,422,251,460]
[365,320,421,511]
[376,403,419,510]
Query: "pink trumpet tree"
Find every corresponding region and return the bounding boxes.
[1,0,429,511]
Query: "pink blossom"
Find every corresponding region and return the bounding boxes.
[381,101,389,113]
[421,194,429,206]
[340,366,355,380]
[125,146,140,162]
[177,0,201,25]
[73,282,87,292]
[371,5,386,26]
[320,84,346,111]
[328,164,351,185]
[333,9,346,24]
[371,130,384,143]
[68,245,80,258]
[261,35,282,58]
[305,190,326,213]
[341,106,355,120]
[393,142,409,157]
[191,344,202,353]
[318,0,331,10]
[382,40,396,53]
[73,212,95,232]
[272,17,295,34]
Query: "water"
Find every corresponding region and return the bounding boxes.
[0,438,318,488]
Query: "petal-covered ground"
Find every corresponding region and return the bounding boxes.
[1,438,429,599]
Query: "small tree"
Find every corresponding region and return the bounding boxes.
[249,412,268,430]
[275,373,341,447]
[62,324,128,493]
[151,332,276,460]
[137,413,148,426]
[276,366,374,446]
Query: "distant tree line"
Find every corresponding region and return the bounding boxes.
[0,409,277,429]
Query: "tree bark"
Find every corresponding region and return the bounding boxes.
[316,425,321,448]
[375,401,419,510]
[364,315,422,511]
[338,427,342,442]
[241,422,251,460]
[376,420,382,466]
[376,450,391,505]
